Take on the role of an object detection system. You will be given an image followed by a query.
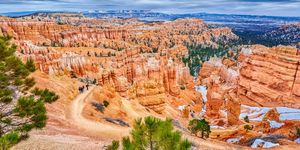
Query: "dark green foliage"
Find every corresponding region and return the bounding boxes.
[184,44,227,76]
[103,100,110,107]
[116,116,191,150]
[188,119,211,138]
[0,36,59,149]
[14,96,46,129]
[152,47,158,53]
[244,124,253,132]
[122,137,134,150]
[244,116,250,123]
[25,58,36,72]
[182,39,239,76]
[0,131,20,150]
[180,85,185,90]
[70,71,77,78]
[31,88,59,103]
[106,140,120,150]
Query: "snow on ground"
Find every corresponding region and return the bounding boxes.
[295,138,300,144]
[251,139,279,148]
[240,105,300,121]
[211,125,225,129]
[267,120,284,129]
[195,86,207,102]
[178,105,186,111]
[195,86,207,117]
[240,105,271,121]
[226,137,242,144]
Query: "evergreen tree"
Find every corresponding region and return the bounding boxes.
[25,58,36,73]
[106,140,119,150]
[188,119,211,138]
[112,116,192,150]
[0,36,59,149]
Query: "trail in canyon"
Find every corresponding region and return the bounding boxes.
[70,86,130,139]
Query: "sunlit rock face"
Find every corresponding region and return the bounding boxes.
[238,45,300,108]
[198,57,240,124]
[198,45,300,125]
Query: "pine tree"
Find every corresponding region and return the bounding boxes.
[111,116,192,150]
[0,36,59,149]
[188,119,211,138]
[106,140,119,150]
[25,58,36,72]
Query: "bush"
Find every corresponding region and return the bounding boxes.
[244,124,253,132]
[70,71,77,78]
[180,85,185,90]
[25,58,36,72]
[31,88,59,103]
[106,140,119,150]
[0,132,20,150]
[103,100,110,107]
[244,115,250,123]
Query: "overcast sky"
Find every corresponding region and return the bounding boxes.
[1,0,300,17]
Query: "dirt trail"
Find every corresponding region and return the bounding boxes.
[70,86,130,139]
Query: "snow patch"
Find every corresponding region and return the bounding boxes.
[241,48,252,56]
[195,86,207,116]
[211,125,225,129]
[251,139,279,148]
[240,105,300,121]
[226,137,242,144]
[178,105,186,111]
[267,120,284,129]
[195,86,207,102]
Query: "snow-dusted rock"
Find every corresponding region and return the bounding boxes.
[267,120,284,129]
[251,139,279,148]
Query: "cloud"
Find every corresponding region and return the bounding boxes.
[0,0,299,17]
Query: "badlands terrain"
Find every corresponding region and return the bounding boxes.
[0,13,300,149]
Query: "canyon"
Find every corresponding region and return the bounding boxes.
[0,14,299,149]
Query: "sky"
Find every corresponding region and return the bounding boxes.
[1,0,300,17]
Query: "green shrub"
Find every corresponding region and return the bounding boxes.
[180,85,185,90]
[103,100,110,107]
[244,115,250,123]
[244,124,253,132]
[31,88,59,103]
[112,116,191,150]
[106,140,119,150]
[0,132,20,150]
[25,58,36,72]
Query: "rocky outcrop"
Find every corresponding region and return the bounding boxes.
[238,45,300,108]
[0,19,128,47]
[225,90,241,125]
[263,108,280,122]
[128,80,166,113]
[198,57,240,124]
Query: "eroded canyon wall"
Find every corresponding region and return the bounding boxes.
[238,45,300,108]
